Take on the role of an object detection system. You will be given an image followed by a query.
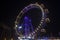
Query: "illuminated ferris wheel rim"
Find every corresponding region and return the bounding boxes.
[15,3,49,37]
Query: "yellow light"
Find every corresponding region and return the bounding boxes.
[38,26,41,28]
[4,38,6,40]
[40,4,45,8]
[11,38,13,40]
[40,22,43,24]
[15,25,17,27]
[44,9,49,13]
[39,24,41,26]
[37,28,39,30]
[45,18,50,23]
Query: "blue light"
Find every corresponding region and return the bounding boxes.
[18,26,22,29]
[17,16,34,37]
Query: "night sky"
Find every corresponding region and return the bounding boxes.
[0,0,60,37]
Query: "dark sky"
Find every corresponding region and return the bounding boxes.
[0,0,60,37]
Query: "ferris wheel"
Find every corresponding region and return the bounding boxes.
[14,2,50,40]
